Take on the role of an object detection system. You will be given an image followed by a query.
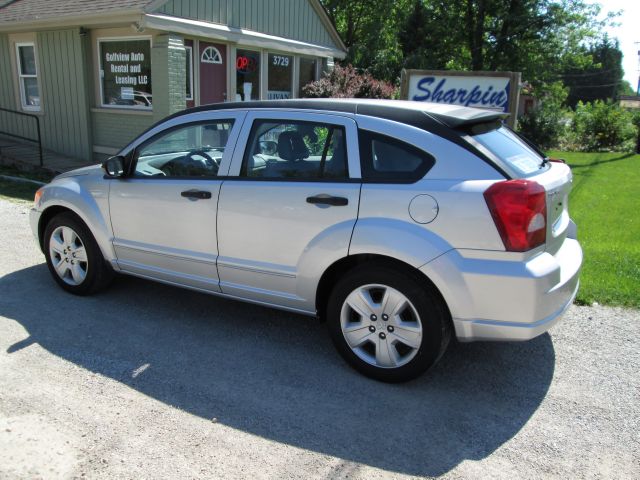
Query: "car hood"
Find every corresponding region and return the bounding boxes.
[54,164,103,180]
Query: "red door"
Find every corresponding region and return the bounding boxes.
[199,42,227,105]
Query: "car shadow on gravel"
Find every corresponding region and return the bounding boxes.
[1,264,556,477]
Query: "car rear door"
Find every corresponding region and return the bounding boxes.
[108,111,245,292]
[216,110,361,312]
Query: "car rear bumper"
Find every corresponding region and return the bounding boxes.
[420,238,583,342]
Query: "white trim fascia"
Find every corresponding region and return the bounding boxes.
[142,13,347,60]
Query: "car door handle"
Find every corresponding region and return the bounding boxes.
[306,195,349,206]
[181,190,212,200]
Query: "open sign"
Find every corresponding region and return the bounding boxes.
[236,55,258,73]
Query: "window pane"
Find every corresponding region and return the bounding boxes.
[100,39,152,108]
[22,77,40,107]
[298,57,317,94]
[242,120,347,180]
[360,132,435,181]
[267,53,292,99]
[470,125,542,175]
[135,121,234,177]
[185,47,193,100]
[236,49,260,101]
[18,45,36,75]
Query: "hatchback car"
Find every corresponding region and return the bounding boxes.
[30,99,582,382]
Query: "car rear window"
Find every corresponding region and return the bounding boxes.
[468,123,545,176]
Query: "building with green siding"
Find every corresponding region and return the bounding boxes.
[0,0,346,162]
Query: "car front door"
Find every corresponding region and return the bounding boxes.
[216,111,361,312]
[108,112,245,292]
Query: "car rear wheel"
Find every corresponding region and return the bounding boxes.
[327,263,451,382]
[44,212,113,295]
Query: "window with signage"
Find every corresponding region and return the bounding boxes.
[267,53,292,100]
[99,38,152,109]
[16,43,40,111]
[134,120,235,178]
[298,57,317,94]
[241,120,348,180]
[236,49,260,101]
[185,45,193,101]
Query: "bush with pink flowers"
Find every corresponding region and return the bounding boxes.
[301,64,396,99]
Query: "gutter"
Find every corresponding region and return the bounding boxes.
[142,13,347,59]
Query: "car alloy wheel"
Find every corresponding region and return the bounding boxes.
[340,283,423,369]
[48,225,89,286]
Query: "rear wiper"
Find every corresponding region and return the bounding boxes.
[540,157,550,168]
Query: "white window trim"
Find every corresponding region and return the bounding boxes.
[97,36,153,111]
[185,45,193,101]
[15,42,40,112]
[200,45,223,64]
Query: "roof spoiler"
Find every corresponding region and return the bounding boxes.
[424,106,510,128]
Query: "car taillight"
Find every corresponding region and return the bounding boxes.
[483,179,546,252]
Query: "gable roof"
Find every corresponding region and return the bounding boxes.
[0,0,346,56]
[0,0,153,24]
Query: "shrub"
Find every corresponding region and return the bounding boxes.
[571,100,637,152]
[517,82,569,150]
[301,64,396,99]
[518,106,569,151]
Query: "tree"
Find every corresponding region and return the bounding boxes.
[321,0,411,81]
[320,0,617,86]
[561,36,626,107]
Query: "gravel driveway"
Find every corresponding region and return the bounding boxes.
[0,198,638,479]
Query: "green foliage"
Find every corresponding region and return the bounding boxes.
[321,0,617,85]
[569,100,637,152]
[518,82,569,150]
[619,80,636,97]
[562,36,626,107]
[301,65,396,99]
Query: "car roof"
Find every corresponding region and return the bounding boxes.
[173,99,508,129]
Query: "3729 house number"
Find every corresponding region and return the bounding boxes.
[272,55,290,67]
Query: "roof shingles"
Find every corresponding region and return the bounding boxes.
[0,0,155,24]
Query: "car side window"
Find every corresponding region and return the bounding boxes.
[359,130,435,182]
[240,120,348,180]
[134,120,234,178]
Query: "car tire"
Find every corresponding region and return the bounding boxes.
[327,262,451,382]
[43,212,114,295]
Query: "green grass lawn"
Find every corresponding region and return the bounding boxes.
[549,151,640,308]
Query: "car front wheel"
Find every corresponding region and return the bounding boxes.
[44,212,113,295]
[327,263,451,382]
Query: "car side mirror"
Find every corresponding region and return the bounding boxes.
[103,155,125,178]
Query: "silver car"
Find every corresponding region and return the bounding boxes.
[30,99,582,382]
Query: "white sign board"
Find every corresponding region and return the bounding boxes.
[401,70,521,126]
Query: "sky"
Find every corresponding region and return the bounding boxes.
[594,0,640,91]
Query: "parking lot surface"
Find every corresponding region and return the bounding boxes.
[1,198,638,479]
